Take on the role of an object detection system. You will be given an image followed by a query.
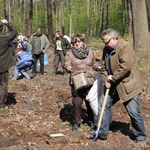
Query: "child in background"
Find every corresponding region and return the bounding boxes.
[14,48,35,80]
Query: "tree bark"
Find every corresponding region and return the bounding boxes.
[46,0,53,43]
[69,0,72,37]
[127,0,132,38]
[86,0,90,41]
[130,0,150,65]
[28,0,33,37]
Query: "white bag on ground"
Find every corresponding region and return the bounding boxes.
[86,71,103,117]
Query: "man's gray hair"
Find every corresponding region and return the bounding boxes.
[101,29,119,39]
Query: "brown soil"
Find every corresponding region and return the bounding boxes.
[0,47,149,150]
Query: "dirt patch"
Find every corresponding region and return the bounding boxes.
[0,47,149,150]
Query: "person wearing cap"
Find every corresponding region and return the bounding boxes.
[0,19,18,109]
[29,28,50,76]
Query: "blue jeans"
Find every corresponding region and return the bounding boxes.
[98,89,146,141]
[14,61,32,80]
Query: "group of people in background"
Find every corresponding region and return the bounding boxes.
[0,19,147,144]
[13,28,71,79]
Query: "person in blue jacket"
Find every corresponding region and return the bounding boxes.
[14,48,35,80]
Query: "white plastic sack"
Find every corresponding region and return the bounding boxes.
[86,71,103,116]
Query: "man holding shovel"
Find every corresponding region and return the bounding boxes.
[89,29,146,142]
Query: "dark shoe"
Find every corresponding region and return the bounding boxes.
[129,133,136,141]
[88,129,107,140]
[72,124,79,131]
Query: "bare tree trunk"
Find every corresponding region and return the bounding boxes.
[60,1,64,33]
[28,0,33,37]
[100,0,105,34]
[46,0,53,44]
[130,0,150,66]
[69,0,72,37]
[127,0,132,38]
[121,0,126,36]
[54,0,60,31]
[105,0,109,29]
[86,0,90,41]
[4,0,9,20]
[93,0,97,36]
[22,0,27,35]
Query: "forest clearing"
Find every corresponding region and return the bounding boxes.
[0,47,149,150]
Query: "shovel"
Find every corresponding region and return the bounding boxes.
[92,88,110,141]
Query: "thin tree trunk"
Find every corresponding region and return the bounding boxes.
[55,0,60,31]
[4,0,9,20]
[60,1,64,33]
[46,0,53,43]
[127,0,132,37]
[69,0,72,37]
[100,0,105,34]
[28,0,33,37]
[86,0,90,41]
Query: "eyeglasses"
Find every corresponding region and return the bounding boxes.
[74,40,81,44]
[104,38,112,45]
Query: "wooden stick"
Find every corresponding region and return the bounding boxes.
[92,88,109,141]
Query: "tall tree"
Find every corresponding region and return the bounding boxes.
[100,0,105,34]
[86,0,90,40]
[22,0,28,35]
[28,0,33,36]
[46,0,53,43]
[69,0,72,37]
[127,0,132,37]
[4,0,9,20]
[130,0,150,65]
[54,0,60,31]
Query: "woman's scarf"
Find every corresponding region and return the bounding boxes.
[72,44,89,59]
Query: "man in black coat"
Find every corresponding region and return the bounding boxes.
[0,19,18,109]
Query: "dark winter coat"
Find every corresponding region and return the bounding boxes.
[0,22,18,73]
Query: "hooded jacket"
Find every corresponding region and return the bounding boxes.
[0,21,18,73]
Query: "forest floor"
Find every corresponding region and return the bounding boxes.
[0,46,150,150]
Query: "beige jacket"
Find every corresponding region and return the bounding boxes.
[65,49,100,85]
[101,38,143,102]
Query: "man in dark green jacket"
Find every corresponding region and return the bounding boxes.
[0,19,18,109]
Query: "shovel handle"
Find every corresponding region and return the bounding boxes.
[92,88,110,141]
